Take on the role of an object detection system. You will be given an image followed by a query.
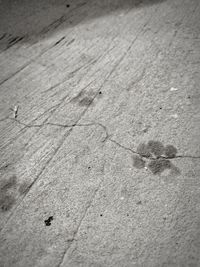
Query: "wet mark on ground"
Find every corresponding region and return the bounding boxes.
[0,174,17,212]
[79,97,93,106]
[0,175,17,191]
[44,216,53,226]
[133,140,180,175]
[71,90,94,107]
[0,167,31,212]
[0,193,16,212]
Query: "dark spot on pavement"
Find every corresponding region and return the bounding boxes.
[99,91,102,95]
[0,193,16,212]
[136,143,151,158]
[79,97,93,106]
[148,158,171,175]
[71,90,94,107]
[134,141,179,176]
[147,140,165,157]
[66,4,70,8]
[100,214,103,217]
[164,145,177,158]
[44,216,54,226]
[136,201,142,205]
[0,175,17,191]
[132,155,145,169]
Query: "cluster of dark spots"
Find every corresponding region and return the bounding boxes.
[0,193,16,212]
[44,216,53,226]
[132,155,145,169]
[133,141,179,175]
[148,158,171,175]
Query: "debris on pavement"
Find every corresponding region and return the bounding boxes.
[44,216,54,226]
[170,87,178,91]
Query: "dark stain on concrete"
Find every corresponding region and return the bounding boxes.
[148,158,171,174]
[164,145,177,158]
[134,140,180,175]
[44,216,54,226]
[0,193,16,212]
[79,97,93,106]
[71,90,94,107]
[147,140,165,157]
[136,143,151,158]
[0,175,17,191]
[132,155,145,169]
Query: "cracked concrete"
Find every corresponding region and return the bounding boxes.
[0,0,200,266]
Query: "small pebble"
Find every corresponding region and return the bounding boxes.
[170,87,178,91]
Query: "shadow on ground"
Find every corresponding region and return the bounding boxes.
[0,0,166,51]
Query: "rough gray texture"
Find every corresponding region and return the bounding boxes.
[0,0,200,266]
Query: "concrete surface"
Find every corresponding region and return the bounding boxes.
[0,0,200,266]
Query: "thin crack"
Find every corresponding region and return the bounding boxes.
[1,116,200,160]
[56,177,104,267]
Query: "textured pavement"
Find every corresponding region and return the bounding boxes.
[0,0,200,266]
